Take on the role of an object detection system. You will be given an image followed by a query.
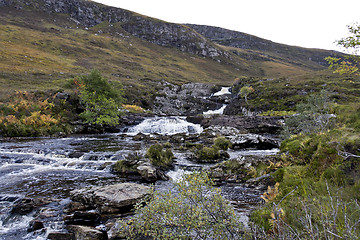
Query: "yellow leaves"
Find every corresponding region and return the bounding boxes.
[21,111,58,127]
[122,104,145,113]
[261,182,280,203]
[4,115,20,126]
[325,56,359,76]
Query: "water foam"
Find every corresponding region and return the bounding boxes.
[125,116,203,135]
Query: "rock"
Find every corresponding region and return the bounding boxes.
[201,115,284,134]
[67,225,108,240]
[65,201,91,213]
[47,231,74,240]
[246,174,275,188]
[27,219,45,232]
[136,163,169,182]
[151,81,221,116]
[70,183,150,214]
[228,133,279,150]
[64,211,101,226]
[112,158,141,176]
[186,115,204,124]
[136,163,158,182]
[10,198,52,215]
[68,151,85,158]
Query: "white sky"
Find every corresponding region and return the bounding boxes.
[93,0,360,53]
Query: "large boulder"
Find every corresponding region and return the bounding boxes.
[70,183,150,214]
[67,225,107,240]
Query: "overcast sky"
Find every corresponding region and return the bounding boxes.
[93,0,360,53]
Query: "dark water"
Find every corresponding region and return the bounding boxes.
[0,117,278,239]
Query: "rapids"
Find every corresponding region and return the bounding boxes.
[0,115,278,239]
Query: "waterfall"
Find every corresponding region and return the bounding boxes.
[212,87,231,96]
[125,116,203,135]
[203,105,227,115]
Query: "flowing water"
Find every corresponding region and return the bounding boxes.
[0,116,277,239]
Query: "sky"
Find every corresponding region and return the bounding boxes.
[93,0,360,53]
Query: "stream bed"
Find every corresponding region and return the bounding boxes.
[0,116,278,239]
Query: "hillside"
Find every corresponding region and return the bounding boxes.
[0,0,347,99]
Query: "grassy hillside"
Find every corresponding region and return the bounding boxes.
[0,7,245,96]
[0,4,336,100]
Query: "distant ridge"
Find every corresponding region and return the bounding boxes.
[186,24,344,69]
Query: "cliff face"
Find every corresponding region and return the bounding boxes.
[0,0,225,58]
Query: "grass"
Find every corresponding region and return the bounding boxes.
[0,5,337,102]
[0,8,247,97]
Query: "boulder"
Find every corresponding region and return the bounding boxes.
[228,133,279,150]
[67,225,108,240]
[47,231,74,240]
[27,219,45,232]
[246,174,275,190]
[70,183,150,214]
[10,198,53,215]
[136,163,169,182]
[136,163,157,181]
[64,211,101,226]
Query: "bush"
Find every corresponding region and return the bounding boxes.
[74,70,124,126]
[214,136,232,150]
[195,146,221,163]
[282,90,334,138]
[117,172,244,239]
[146,143,174,169]
[0,91,73,137]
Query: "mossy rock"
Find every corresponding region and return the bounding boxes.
[213,136,232,150]
[112,152,143,175]
[146,143,174,169]
[195,146,229,163]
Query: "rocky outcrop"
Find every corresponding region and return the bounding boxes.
[151,81,222,116]
[0,0,226,58]
[201,115,284,134]
[70,183,150,214]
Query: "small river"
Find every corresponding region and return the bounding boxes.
[0,91,279,239]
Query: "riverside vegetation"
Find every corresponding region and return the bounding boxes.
[0,1,360,239]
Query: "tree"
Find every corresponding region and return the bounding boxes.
[74,70,124,126]
[239,86,254,105]
[117,172,243,239]
[326,23,360,76]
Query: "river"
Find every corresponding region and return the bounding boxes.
[0,114,278,239]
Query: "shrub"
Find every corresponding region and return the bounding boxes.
[112,152,142,175]
[122,104,145,113]
[74,70,124,126]
[195,146,221,163]
[282,89,334,138]
[214,136,232,150]
[0,90,72,137]
[146,143,174,169]
[117,172,243,239]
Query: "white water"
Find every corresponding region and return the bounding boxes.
[203,105,227,115]
[213,87,231,96]
[125,116,203,135]
[0,113,279,239]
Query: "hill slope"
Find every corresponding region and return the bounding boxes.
[0,0,346,97]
